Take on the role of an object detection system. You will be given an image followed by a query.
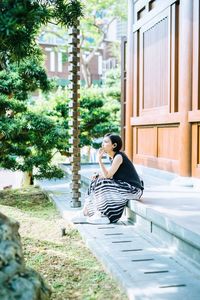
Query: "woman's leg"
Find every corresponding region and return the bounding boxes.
[92,178,127,223]
[82,203,89,216]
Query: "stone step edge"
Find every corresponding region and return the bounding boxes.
[127,200,200,253]
[65,169,200,253]
[75,223,200,300]
[60,167,200,258]
[79,170,200,253]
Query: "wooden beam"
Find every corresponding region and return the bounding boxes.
[178,0,193,176]
[125,0,134,159]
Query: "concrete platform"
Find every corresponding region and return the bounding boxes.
[38,164,200,300]
[73,163,200,269]
[77,223,200,300]
[127,185,200,270]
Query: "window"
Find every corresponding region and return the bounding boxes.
[58,52,62,72]
[50,51,55,72]
[98,55,103,75]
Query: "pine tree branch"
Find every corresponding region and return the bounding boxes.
[84,16,116,65]
[40,30,67,42]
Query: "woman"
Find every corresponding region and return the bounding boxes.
[72,133,144,224]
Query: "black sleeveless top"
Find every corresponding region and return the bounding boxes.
[112,151,144,190]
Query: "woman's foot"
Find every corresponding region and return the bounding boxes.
[71,210,88,224]
[87,211,110,224]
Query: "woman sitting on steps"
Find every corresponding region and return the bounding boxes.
[72,133,144,224]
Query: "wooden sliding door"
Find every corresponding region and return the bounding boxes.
[131,0,181,173]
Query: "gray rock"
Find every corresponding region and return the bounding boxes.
[0,213,51,299]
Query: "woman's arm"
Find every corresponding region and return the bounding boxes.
[98,150,122,178]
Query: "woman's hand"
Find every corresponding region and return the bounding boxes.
[97,148,105,162]
[91,172,99,180]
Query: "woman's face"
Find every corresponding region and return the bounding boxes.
[102,136,114,153]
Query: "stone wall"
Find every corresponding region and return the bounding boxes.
[0,212,51,300]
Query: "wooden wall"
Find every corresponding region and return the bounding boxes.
[191,0,200,177]
[124,0,200,177]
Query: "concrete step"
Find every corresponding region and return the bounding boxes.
[37,176,200,300]
[61,164,200,262]
[77,222,200,300]
[126,186,200,271]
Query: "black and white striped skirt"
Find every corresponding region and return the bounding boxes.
[85,178,143,223]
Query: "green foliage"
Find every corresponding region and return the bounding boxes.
[0,0,122,179]
[29,87,71,157]
[0,0,48,66]
[0,0,83,67]
[104,68,121,99]
[0,59,51,101]
[0,75,70,178]
[0,0,82,180]
[31,84,120,152]
[80,0,127,51]
[51,0,83,27]
[102,68,121,137]
[80,86,119,148]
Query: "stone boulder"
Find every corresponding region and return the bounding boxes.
[0,212,51,300]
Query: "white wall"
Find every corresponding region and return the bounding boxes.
[0,170,23,190]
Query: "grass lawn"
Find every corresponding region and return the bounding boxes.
[0,187,127,300]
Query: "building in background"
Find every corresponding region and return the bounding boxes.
[39,37,102,86]
[38,18,127,86]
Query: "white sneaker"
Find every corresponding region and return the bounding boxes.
[87,212,110,225]
[71,211,88,224]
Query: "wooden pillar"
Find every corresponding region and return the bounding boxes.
[178,0,193,176]
[120,36,127,149]
[125,0,134,159]
[68,25,81,207]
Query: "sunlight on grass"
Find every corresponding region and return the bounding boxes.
[0,187,57,219]
[0,187,127,300]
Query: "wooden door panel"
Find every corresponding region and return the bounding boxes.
[138,5,178,117]
[157,126,179,160]
[136,127,157,156]
[192,124,200,177]
[142,13,169,110]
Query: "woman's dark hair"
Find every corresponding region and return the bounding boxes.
[105,133,122,152]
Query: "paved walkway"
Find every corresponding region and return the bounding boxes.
[38,171,200,300]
